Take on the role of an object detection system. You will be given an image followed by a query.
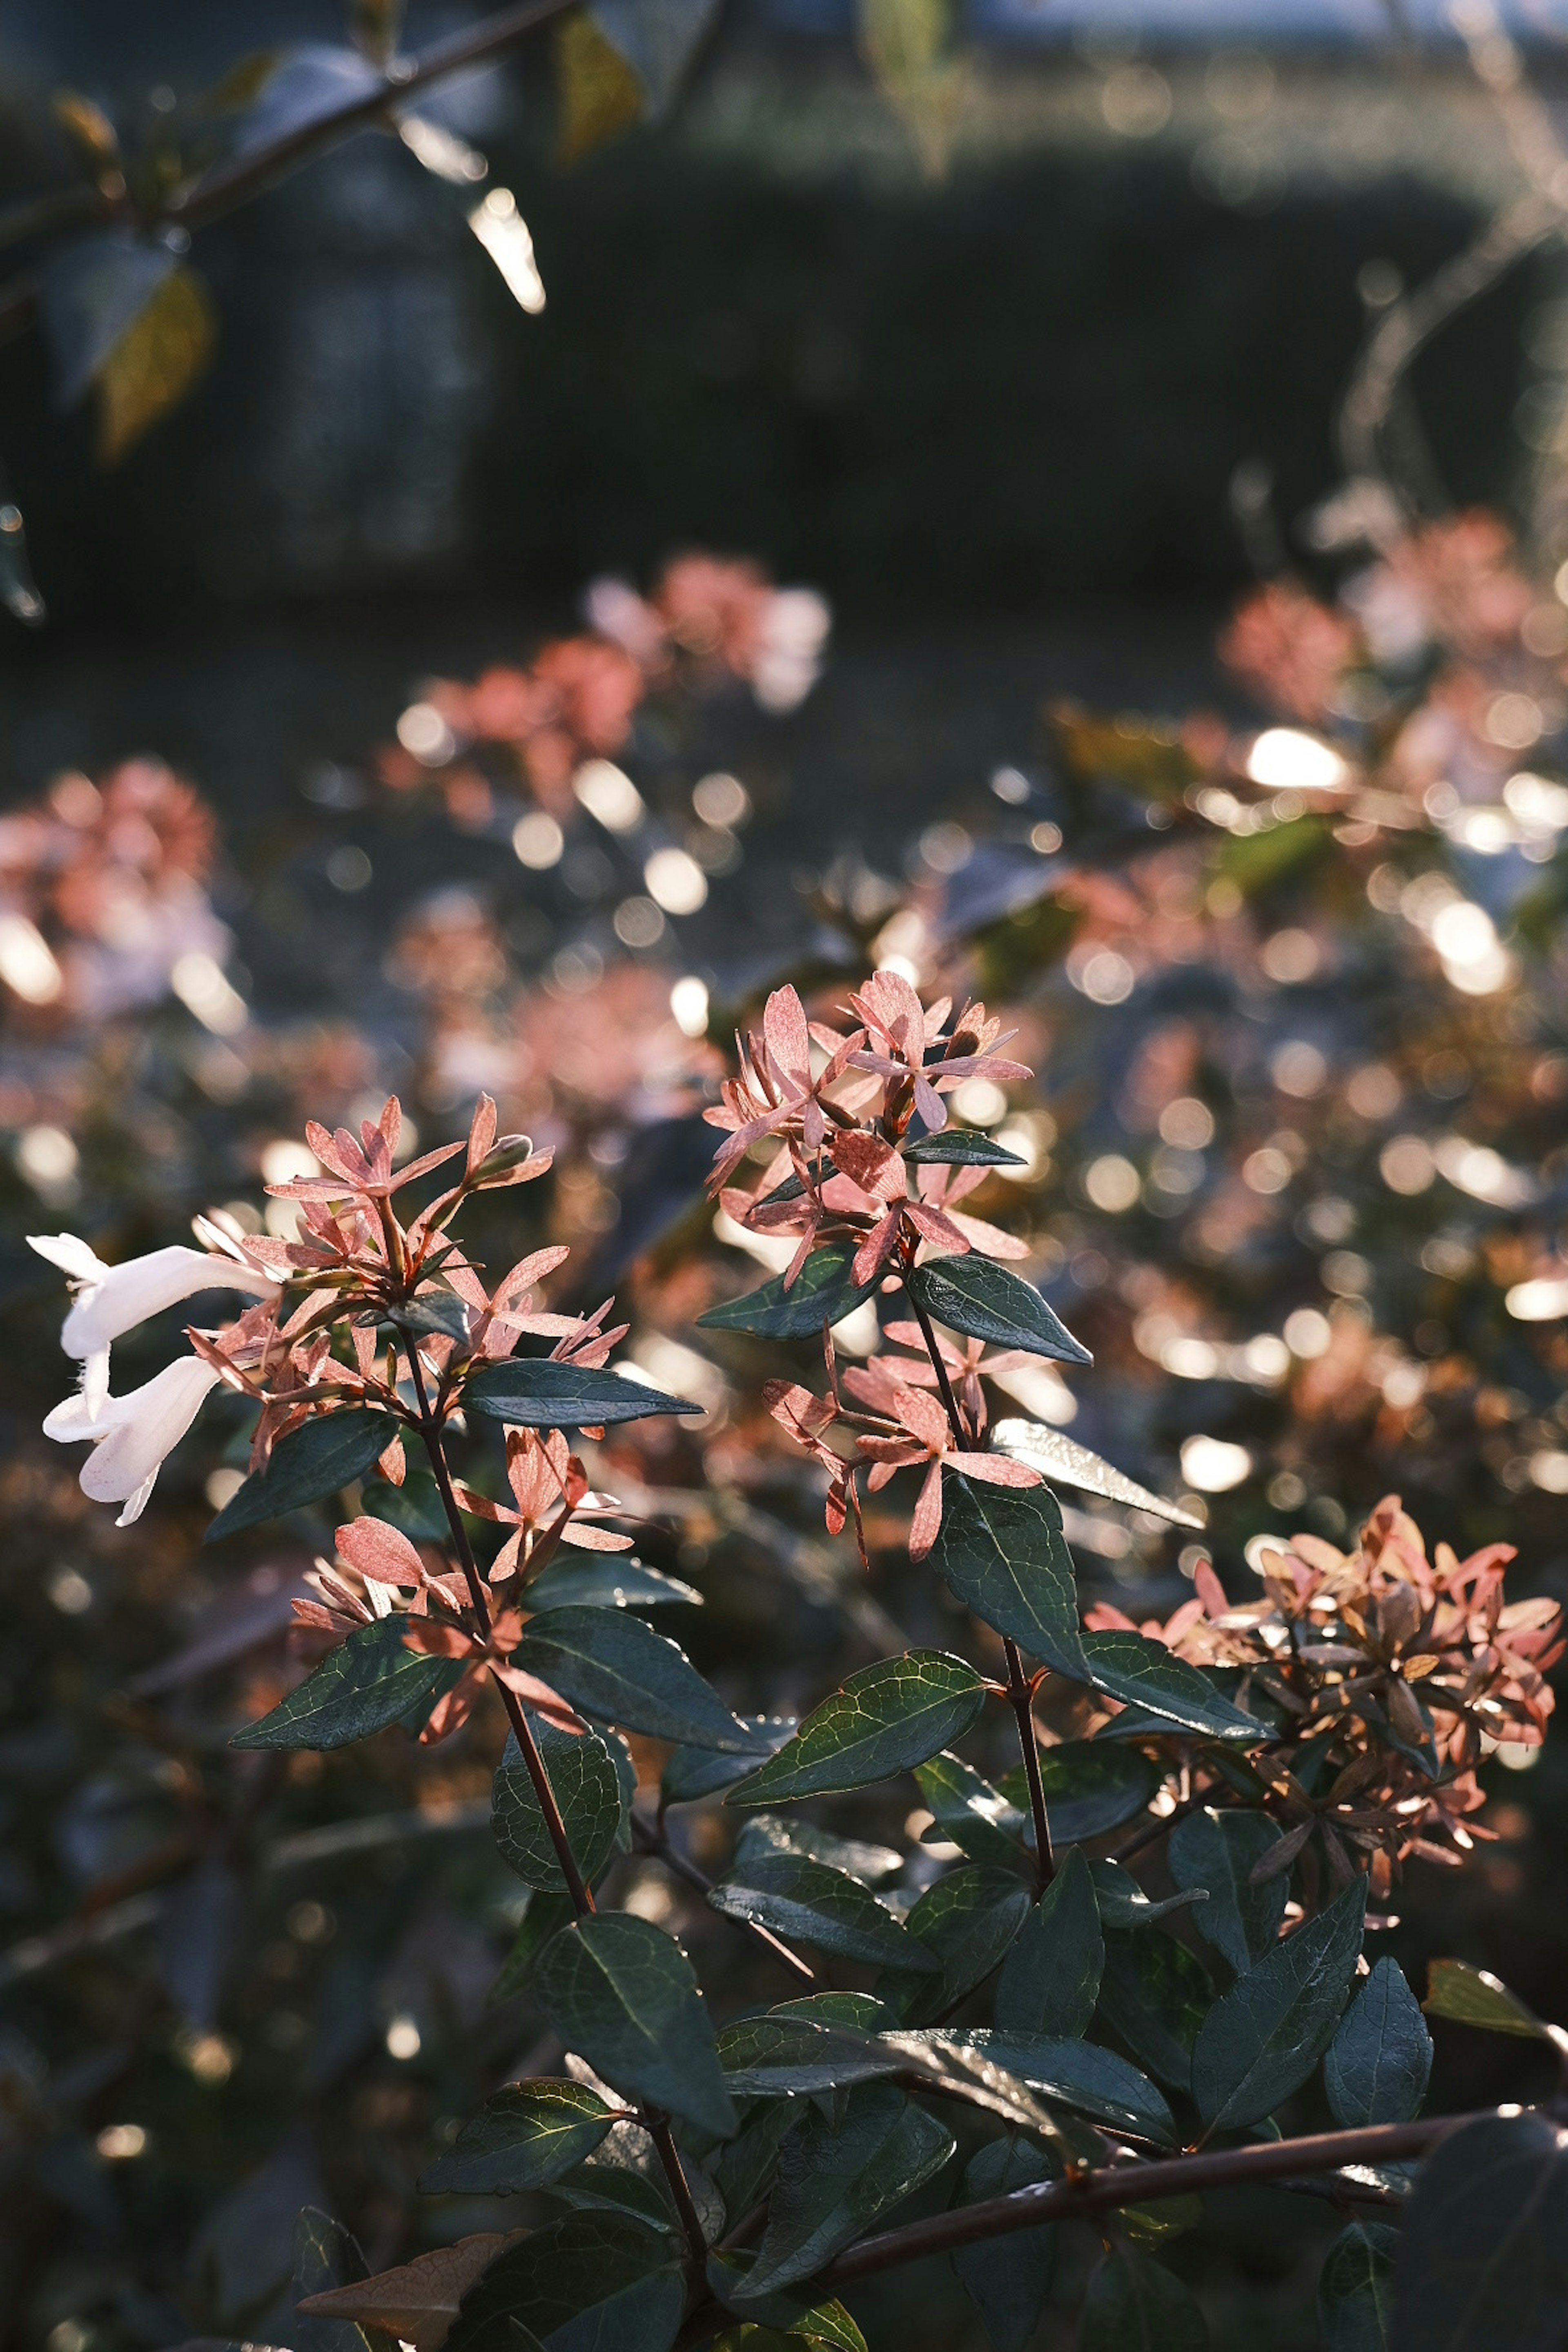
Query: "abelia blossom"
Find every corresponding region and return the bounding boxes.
[43,1354,224,1525]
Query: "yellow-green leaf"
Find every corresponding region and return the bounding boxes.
[556,13,644,166]
[97,266,214,466]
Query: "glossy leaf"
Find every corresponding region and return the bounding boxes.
[489,1889,575,2003]
[443,2209,682,2352]
[514,1605,751,1751]
[905,1254,1091,1364]
[1423,1958,1550,2039]
[419,2081,616,2196]
[1080,1631,1268,1742]
[1392,2111,1568,2352]
[1167,1809,1287,1976]
[739,2083,954,2299]
[998,1742,1160,1846]
[881,1864,1033,2026]
[1098,1929,1213,2094]
[736,1812,903,1886]
[207,1407,395,1539]
[698,1243,874,1339]
[290,2206,399,2352]
[915,1751,1030,1870]
[877,2031,1085,2147]
[492,1721,624,1893]
[995,1847,1103,2036]
[1088,1858,1207,1930]
[943,2030,1176,2145]
[707,2253,868,2345]
[726,1652,986,1804]
[532,1913,737,2138]
[1320,2221,1398,2352]
[1081,2249,1210,2351]
[991,1418,1203,1527]
[523,1558,702,1612]
[711,1850,936,1971]
[716,2016,900,2098]
[388,1292,473,1344]
[950,2136,1055,2352]
[904,1131,1026,1167]
[464,1357,702,1428]
[928,1474,1086,1670]
[1192,1876,1367,2129]
[1325,1960,1433,2129]
[231,1613,459,1751]
[662,1719,796,1806]
[550,2116,721,2243]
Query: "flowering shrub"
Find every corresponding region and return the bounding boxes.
[27,965,1567,2351]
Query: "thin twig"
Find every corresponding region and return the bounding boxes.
[646,2111,711,2272]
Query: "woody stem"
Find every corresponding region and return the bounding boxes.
[901,1247,1055,1890]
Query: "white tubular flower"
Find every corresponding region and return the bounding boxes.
[44,1355,225,1526]
[28,1234,277,1374]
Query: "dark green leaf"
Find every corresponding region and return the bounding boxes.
[514,1606,751,1751]
[40,233,176,410]
[1192,1877,1367,2129]
[231,1614,458,1751]
[549,2116,722,2244]
[928,1476,1087,1671]
[533,1913,737,2138]
[903,1132,1025,1167]
[1098,1929,1213,2094]
[444,2209,682,2352]
[998,1742,1160,1846]
[492,1722,624,1893]
[489,1891,575,2003]
[290,2206,398,2352]
[1325,1961,1432,2129]
[1088,1858,1207,1930]
[906,1254,1091,1365]
[207,1407,395,1540]
[419,2082,615,2195]
[726,1653,986,1805]
[698,1244,873,1339]
[662,1720,795,1806]
[712,1851,935,1971]
[740,2084,954,2299]
[914,1752,1030,1870]
[465,1357,702,1429]
[990,1419,1203,1527]
[1392,2111,1568,2352]
[1321,2221,1397,2352]
[772,1993,889,2029]
[711,2100,797,2223]
[361,1471,448,1543]
[716,2016,900,2098]
[874,2036,1090,2156]
[881,1865,1032,2027]
[996,1847,1102,2036]
[1081,2249,1210,2351]
[1167,1809,1286,1976]
[735,1814,903,1886]
[388,1292,472,1343]
[950,2136,1055,2352]
[523,1558,702,1612]
[1423,1958,1550,2040]
[707,2252,868,2344]
[1079,1631,1269,1742]
[939,2031,1176,2145]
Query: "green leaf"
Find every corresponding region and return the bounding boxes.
[1167,1809,1287,1976]
[735,1814,903,1886]
[361,1471,448,1542]
[492,1721,625,1893]
[1391,2111,1568,2352]
[1325,1960,1432,2129]
[716,2016,901,2098]
[489,1890,575,2002]
[950,2136,1055,2352]
[231,1614,459,1751]
[290,2206,398,2352]
[388,1292,473,1344]
[419,2081,616,2195]
[1320,2221,1398,2352]
[590,0,723,116]
[995,1847,1102,2036]
[523,1558,702,1612]
[1098,1929,1213,2094]
[726,1653,986,1805]
[711,2102,798,2226]
[95,266,214,466]
[999,1742,1160,1846]
[533,1913,737,2138]
[938,2031,1176,2146]
[443,2209,682,2352]
[1079,1631,1269,1742]
[876,2032,1086,2149]
[662,1720,795,1806]
[1423,1958,1551,2040]
[904,1132,1026,1167]
[463,1359,703,1428]
[914,1752,1030,1870]
[740,2084,954,2299]
[206,1407,395,1540]
[905,1254,1091,1365]
[880,1864,1033,2026]
[1088,1859,1207,1931]
[549,2116,721,2242]
[698,1244,874,1339]
[772,1993,889,2029]
[990,1419,1203,1527]
[712,1851,935,1972]
[1081,2248,1210,2351]
[514,1605,751,1751]
[928,1475,1087,1671]
[707,2253,868,2343]
[40,233,177,411]
[1191,1876,1367,2130]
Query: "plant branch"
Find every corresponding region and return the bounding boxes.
[646,2111,710,2273]
[630,1812,818,1985]
[817,2108,1494,2289]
